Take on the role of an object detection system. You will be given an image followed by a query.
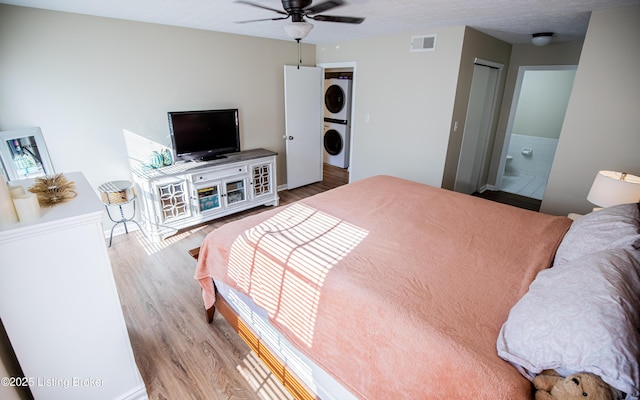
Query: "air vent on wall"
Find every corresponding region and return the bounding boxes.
[410,34,437,52]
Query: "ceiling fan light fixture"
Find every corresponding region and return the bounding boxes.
[531,32,553,46]
[283,21,314,40]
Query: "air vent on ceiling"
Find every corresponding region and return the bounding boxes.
[410,34,437,52]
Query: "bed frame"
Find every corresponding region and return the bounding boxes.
[191,176,578,399]
[189,247,316,400]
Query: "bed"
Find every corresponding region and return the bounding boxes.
[194,175,640,399]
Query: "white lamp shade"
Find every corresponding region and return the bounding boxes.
[587,170,640,208]
[283,21,314,40]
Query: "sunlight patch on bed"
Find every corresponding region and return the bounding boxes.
[228,203,368,347]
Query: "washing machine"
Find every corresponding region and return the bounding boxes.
[323,121,350,168]
[324,78,352,122]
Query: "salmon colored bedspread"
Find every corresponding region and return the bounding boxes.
[195,175,571,399]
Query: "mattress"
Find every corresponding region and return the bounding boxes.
[196,175,572,399]
[214,279,357,400]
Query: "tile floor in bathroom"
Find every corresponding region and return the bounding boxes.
[501,174,547,200]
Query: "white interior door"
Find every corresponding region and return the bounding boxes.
[454,62,501,194]
[284,65,323,190]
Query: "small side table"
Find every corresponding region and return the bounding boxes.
[98,180,144,247]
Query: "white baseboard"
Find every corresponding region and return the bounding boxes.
[479,184,499,193]
[117,384,148,400]
[103,220,142,239]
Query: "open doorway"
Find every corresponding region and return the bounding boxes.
[318,62,356,184]
[497,66,577,200]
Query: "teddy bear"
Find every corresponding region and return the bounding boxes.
[533,370,616,400]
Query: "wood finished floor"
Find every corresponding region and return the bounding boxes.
[472,189,542,211]
[108,164,349,400]
[107,166,539,400]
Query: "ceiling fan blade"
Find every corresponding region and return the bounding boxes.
[309,14,365,24]
[235,16,290,23]
[304,0,345,15]
[234,0,288,15]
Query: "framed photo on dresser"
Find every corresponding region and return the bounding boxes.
[0,127,54,181]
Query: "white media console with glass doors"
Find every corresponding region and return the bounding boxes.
[132,148,278,240]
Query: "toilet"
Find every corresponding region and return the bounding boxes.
[504,155,515,176]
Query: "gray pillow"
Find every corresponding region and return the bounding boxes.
[553,203,640,267]
[497,249,640,399]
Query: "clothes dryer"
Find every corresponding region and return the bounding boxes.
[324,78,352,123]
[323,121,350,168]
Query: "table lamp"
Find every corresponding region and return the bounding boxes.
[586,170,640,209]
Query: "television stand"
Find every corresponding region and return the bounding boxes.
[132,148,278,240]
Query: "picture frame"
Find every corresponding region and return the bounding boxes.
[0,127,55,181]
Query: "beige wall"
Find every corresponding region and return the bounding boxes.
[317,27,466,186]
[486,40,583,187]
[541,6,640,215]
[0,4,315,189]
[0,5,314,384]
[442,27,512,190]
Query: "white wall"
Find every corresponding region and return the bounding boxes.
[513,70,576,139]
[317,27,465,186]
[541,6,640,215]
[0,4,315,191]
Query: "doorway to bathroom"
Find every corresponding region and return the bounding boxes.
[497,65,577,200]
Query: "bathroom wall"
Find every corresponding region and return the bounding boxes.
[502,134,558,199]
[505,134,558,177]
[501,67,576,199]
[512,70,576,139]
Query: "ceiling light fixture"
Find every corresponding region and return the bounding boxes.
[283,21,314,40]
[531,32,553,46]
[283,21,314,69]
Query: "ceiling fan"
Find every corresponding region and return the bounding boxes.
[235,0,365,40]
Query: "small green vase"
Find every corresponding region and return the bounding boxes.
[149,151,164,168]
[161,148,173,166]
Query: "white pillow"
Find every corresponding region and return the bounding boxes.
[553,203,640,267]
[497,249,640,399]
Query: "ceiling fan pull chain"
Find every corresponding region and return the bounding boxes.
[297,38,302,69]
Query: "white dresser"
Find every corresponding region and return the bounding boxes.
[0,172,147,400]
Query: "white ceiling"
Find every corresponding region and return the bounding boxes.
[1,0,638,44]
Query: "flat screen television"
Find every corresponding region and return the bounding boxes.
[168,108,241,162]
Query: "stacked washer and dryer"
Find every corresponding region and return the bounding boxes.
[323,77,352,168]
